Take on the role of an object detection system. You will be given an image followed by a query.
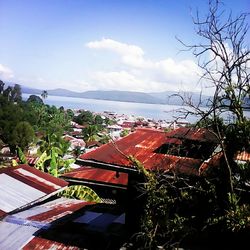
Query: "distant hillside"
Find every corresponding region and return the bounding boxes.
[15,83,213,106]
[48,88,83,98]
[80,90,163,104]
[47,88,211,106]
[150,91,212,106]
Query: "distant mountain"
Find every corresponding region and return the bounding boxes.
[47,88,163,104]
[48,88,83,98]
[80,90,163,104]
[149,91,211,106]
[47,88,211,105]
[17,83,212,106]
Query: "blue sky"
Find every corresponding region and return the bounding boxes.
[0,0,249,94]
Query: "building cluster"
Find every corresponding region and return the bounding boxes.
[0,112,250,249]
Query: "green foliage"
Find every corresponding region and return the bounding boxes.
[10,84,22,102]
[127,156,250,249]
[59,185,101,202]
[49,147,58,177]
[206,193,250,233]
[82,124,101,142]
[13,121,35,151]
[35,131,73,176]
[120,129,130,137]
[41,90,48,100]
[17,146,27,164]
[66,109,74,119]
[94,114,104,126]
[225,120,250,156]
[27,95,44,105]
[0,100,25,152]
[74,110,94,125]
[35,151,50,172]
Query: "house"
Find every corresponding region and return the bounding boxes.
[76,127,219,176]
[63,135,86,151]
[63,127,220,231]
[107,124,123,139]
[62,127,220,209]
[0,165,127,249]
[0,165,68,219]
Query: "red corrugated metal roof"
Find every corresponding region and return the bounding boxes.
[78,128,213,176]
[62,167,128,186]
[23,237,80,250]
[199,152,223,175]
[166,127,218,142]
[27,198,92,223]
[235,151,250,162]
[0,164,68,194]
[0,165,68,218]
[13,156,39,166]
[80,128,178,169]
[27,156,39,165]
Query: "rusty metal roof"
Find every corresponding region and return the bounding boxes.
[80,128,180,168]
[79,128,213,176]
[62,167,128,187]
[166,127,218,142]
[0,197,126,249]
[0,165,68,218]
[235,150,250,162]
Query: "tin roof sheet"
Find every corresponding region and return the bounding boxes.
[235,150,250,162]
[79,128,209,175]
[166,127,218,142]
[0,198,126,250]
[0,165,68,217]
[62,167,128,186]
[0,221,38,250]
[80,128,179,168]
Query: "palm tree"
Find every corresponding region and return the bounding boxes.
[82,125,100,142]
[41,90,48,100]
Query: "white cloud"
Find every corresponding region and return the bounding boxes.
[86,38,144,58]
[0,64,14,80]
[91,71,146,92]
[86,38,203,93]
[86,38,151,68]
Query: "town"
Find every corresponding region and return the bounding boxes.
[0,0,250,249]
[0,77,249,249]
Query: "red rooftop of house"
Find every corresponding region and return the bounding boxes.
[77,127,219,176]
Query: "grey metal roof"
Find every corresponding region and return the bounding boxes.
[0,197,126,249]
[0,165,68,218]
[0,173,45,213]
[0,221,37,250]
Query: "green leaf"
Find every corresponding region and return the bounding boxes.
[35,151,50,171]
[49,147,58,177]
[59,185,101,203]
[17,146,27,164]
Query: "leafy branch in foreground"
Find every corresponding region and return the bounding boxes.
[59,185,101,203]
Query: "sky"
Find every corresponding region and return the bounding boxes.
[0,0,249,94]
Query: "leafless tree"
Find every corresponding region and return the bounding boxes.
[178,0,250,194]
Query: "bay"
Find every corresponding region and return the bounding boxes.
[22,94,249,124]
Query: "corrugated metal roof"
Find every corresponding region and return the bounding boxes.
[0,198,91,250]
[62,167,128,187]
[0,165,68,218]
[0,197,126,250]
[5,198,92,225]
[80,128,178,168]
[0,221,38,250]
[166,127,218,142]
[235,151,250,162]
[79,128,212,176]
[23,237,80,250]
